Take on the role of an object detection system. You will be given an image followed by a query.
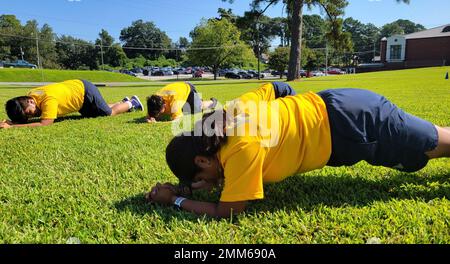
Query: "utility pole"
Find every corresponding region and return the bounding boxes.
[20,46,24,60]
[373,40,376,62]
[256,22,261,80]
[325,45,328,76]
[254,1,277,81]
[35,31,40,69]
[100,39,105,70]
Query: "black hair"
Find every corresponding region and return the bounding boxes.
[146,95,165,118]
[165,110,228,186]
[5,96,31,124]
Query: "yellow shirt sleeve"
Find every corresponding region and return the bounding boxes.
[157,82,191,121]
[39,97,59,120]
[220,140,266,202]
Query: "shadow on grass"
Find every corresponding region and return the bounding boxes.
[114,193,151,216]
[127,116,149,124]
[114,192,218,223]
[114,170,449,220]
[54,115,85,122]
[250,170,450,214]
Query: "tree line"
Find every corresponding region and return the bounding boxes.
[0,2,424,76]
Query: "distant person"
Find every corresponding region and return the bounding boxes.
[0,79,144,129]
[145,82,218,123]
[146,87,450,218]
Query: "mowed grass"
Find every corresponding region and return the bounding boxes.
[0,68,148,82]
[0,67,449,243]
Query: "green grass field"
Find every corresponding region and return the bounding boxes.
[0,67,449,243]
[0,68,148,82]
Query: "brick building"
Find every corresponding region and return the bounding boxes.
[380,24,450,69]
[357,24,450,72]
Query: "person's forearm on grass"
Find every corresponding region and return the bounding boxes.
[174,198,247,219]
[147,183,246,219]
[0,119,53,129]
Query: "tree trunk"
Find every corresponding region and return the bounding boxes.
[287,0,303,81]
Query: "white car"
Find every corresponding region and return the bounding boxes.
[312,71,325,77]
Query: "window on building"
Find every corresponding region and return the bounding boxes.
[390,45,402,60]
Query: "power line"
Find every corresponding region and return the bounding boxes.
[0,32,249,51]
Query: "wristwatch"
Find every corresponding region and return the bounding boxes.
[173,196,187,209]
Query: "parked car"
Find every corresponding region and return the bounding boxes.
[247,70,265,79]
[327,68,345,75]
[173,68,185,75]
[238,71,253,79]
[163,70,174,76]
[299,70,307,78]
[271,70,280,76]
[192,70,203,78]
[218,69,229,77]
[225,72,241,79]
[3,60,37,69]
[311,71,325,77]
[152,70,164,76]
[119,69,137,77]
[131,68,143,74]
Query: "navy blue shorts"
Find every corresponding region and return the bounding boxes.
[79,80,112,117]
[318,88,438,172]
[184,82,202,114]
[272,82,297,98]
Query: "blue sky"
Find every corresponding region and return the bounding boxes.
[1,0,449,46]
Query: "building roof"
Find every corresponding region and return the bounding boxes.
[404,24,450,39]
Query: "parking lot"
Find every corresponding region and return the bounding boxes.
[137,72,285,81]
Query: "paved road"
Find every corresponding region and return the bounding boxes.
[0,73,282,87]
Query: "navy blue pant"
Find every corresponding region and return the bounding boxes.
[272,82,297,98]
[318,88,438,172]
[79,80,112,117]
[184,82,202,114]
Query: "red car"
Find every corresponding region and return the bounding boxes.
[327,68,345,75]
[192,70,203,78]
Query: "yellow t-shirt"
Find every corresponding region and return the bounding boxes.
[28,79,85,120]
[156,82,191,120]
[224,82,277,120]
[233,82,276,104]
[218,92,331,202]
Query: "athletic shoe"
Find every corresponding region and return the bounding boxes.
[130,95,144,112]
[122,96,130,103]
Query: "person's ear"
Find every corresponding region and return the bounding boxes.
[194,155,212,169]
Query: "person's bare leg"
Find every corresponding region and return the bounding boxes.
[108,103,121,108]
[426,126,450,159]
[110,102,131,116]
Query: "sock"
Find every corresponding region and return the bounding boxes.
[126,101,133,109]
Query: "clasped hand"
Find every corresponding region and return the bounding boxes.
[0,120,12,129]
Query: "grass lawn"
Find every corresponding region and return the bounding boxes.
[0,68,148,83]
[0,67,449,243]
